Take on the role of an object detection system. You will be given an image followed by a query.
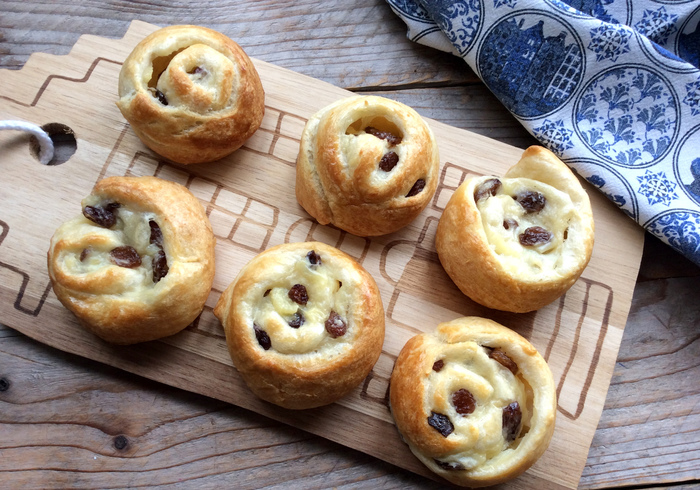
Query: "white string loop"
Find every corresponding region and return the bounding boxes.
[0,120,55,165]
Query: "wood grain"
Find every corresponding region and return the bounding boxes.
[0,323,442,489]
[0,0,473,88]
[582,238,700,488]
[2,253,698,489]
[0,1,698,488]
[0,19,644,489]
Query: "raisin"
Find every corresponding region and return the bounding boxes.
[288,310,305,329]
[191,66,207,76]
[364,126,402,146]
[515,190,546,213]
[288,284,308,305]
[488,348,518,375]
[378,151,399,172]
[79,248,91,262]
[149,220,164,248]
[406,179,426,197]
[502,401,522,442]
[254,323,271,350]
[325,311,347,338]
[474,178,501,202]
[152,88,168,106]
[452,388,476,415]
[83,202,120,228]
[432,360,444,372]
[519,226,552,246]
[306,250,322,266]
[503,219,518,230]
[152,250,169,283]
[109,246,142,268]
[427,412,453,437]
[434,459,465,471]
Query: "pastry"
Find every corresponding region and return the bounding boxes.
[295,95,440,236]
[436,146,595,313]
[116,25,265,164]
[47,176,216,344]
[389,316,556,487]
[214,241,385,409]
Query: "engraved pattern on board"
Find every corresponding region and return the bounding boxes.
[0,47,617,425]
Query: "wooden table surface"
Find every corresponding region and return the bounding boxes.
[1,2,699,488]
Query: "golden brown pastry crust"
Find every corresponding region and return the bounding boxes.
[214,241,385,409]
[295,95,439,236]
[47,176,216,344]
[117,25,265,164]
[390,317,556,487]
[436,146,595,313]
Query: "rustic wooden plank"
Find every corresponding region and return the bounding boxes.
[0,333,443,489]
[580,237,700,489]
[0,19,644,489]
[2,1,697,487]
[0,0,474,88]
[2,251,698,489]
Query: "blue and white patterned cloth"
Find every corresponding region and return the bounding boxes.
[387,0,700,266]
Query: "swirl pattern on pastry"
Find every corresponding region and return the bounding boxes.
[47,176,216,344]
[116,25,265,164]
[389,317,556,487]
[214,242,385,409]
[436,146,595,313]
[295,95,439,236]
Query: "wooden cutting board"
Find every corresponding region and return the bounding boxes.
[0,20,644,488]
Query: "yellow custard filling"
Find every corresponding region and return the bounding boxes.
[476,177,577,276]
[247,253,358,356]
[426,342,530,470]
[54,199,166,293]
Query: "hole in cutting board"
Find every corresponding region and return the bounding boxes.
[30,123,77,166]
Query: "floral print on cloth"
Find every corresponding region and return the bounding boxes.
[387,0,700,265]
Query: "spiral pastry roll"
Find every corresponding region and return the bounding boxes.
[48,176,216,344]
[117,25,265,164]
[295,95,439,236]
[390,317,556,487]
[214,242,385,409]
[436,146,594,313]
